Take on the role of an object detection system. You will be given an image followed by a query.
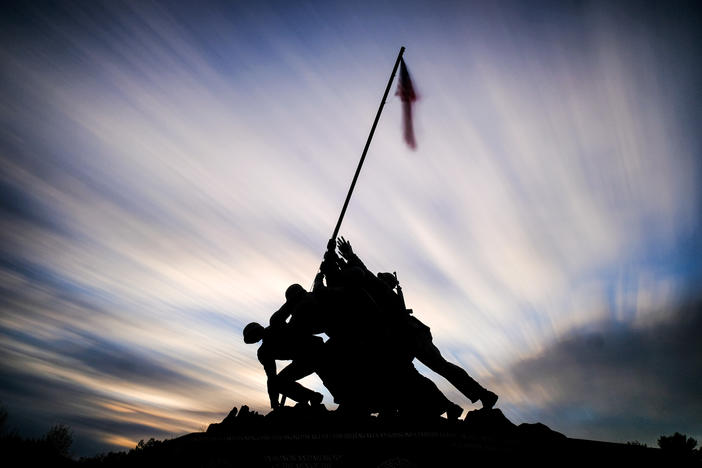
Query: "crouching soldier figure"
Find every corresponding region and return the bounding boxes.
[243,321,324,409]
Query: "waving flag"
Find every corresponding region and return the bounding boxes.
[395,58,418,149]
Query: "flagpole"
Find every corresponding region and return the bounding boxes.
[330,46,405,242]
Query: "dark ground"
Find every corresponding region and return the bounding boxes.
[69,404,692,468]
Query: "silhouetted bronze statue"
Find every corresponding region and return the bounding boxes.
[243,237,497,420]
[243,320,323,409]
[335,237,498,410]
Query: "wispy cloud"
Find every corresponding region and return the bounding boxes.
[489,298,702,444]
[0,0,700,455]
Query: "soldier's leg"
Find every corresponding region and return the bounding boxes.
[398,366,463,420]
[273,360,323,405]
[420,374,463,420]
[414,337,490,405]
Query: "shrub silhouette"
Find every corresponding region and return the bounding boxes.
[658,432,697,453]
[0,404,7,434]
[0,407,75,465]
[658,432,701,464]
[45,424,73,456]
[132,438,162,453]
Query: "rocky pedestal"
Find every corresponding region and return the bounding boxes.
[80,404,671,467]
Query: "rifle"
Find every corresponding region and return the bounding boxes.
[393,271,413,315]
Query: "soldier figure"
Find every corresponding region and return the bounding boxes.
[243,237,498,418]
[335,237,498,410]
[243,320,323,409]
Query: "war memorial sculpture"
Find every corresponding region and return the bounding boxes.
[244,237,498,420]
[73,48,682,468]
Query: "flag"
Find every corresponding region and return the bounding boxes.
[395,58,418,149]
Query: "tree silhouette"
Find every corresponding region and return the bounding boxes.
[658,432,701,464]
[45,424,73,457]
[658,432,697,453]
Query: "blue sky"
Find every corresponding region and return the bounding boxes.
[1,0,700,456]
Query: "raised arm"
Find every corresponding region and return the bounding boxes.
[320,238,344,287]
[337,237,368,272]
[312,272,325,292]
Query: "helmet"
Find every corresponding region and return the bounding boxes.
[243,322,264,344]
[377,272,398,288]
[285,284,307,302]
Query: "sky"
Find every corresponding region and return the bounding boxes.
[1,0,701,457]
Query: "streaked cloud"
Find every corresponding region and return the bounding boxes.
[0,0,699,455]
[488,298,702,444]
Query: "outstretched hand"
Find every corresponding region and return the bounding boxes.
[336,236,353,258]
